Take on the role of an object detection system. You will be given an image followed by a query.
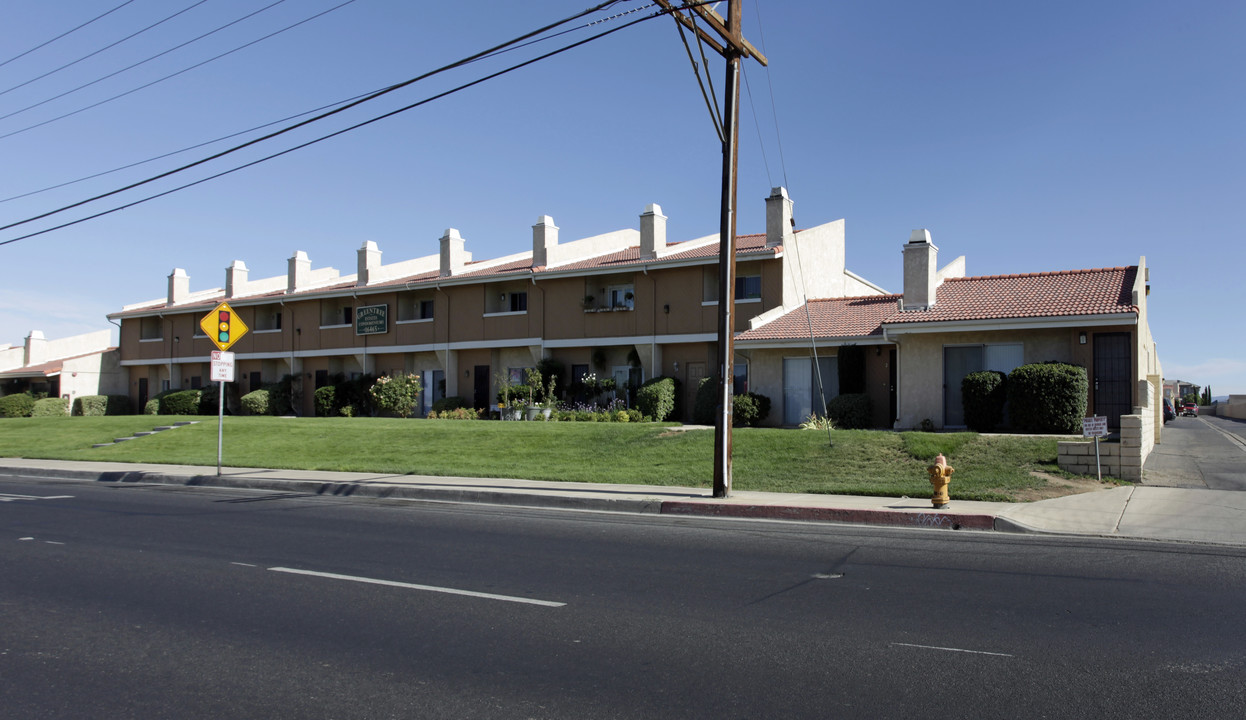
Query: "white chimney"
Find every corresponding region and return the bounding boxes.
[903,229,938,310]
[765,187,794,248]
[440,229,467,277]
[357,240,381,286]
[225,260,249,298]
[640,204,667,260]
[24,330,47,367]
[532,216,558,267]
[287,251,311,293]
[167,268,190,305]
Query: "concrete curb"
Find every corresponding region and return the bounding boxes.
[660,501,997,530]
[6,463,1003,533]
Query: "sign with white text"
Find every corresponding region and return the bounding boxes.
[1082,416,1108,438]
[356,304,388,335]
[210,350,235,383]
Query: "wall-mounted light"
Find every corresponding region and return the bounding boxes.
[174,336,180,343]
[1079,332,1087,345]
[673,361,680,373]
[663,304,670,314]
[465,369,471,377]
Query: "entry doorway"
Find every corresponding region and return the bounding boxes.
[1093,333,1132,429]
[473,365,490,410]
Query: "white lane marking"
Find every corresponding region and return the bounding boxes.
[268,567,565,608]
[891,642,1013,657]
[0,493,74,502]
[231,562,257,567]
[44,541,64,545]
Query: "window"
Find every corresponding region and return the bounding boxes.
[190,376,202,389]
[733,361,749,395]
[254,304,282,331]
[320,299,353,327]
[398,292,436,322]
[139,316,162,340]
[509,292,527,312]
[608,284,634,310]
[487,285,528,314]
[735,274,761,300]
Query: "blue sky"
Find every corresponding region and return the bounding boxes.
[1,0,1242,395]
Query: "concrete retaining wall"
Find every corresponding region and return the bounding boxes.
[1058,412,1151,481]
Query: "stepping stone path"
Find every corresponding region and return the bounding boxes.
[93,421,199,448]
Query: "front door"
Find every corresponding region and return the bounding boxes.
[943,346,984,427]
[1093,333,1132,429]
[473,365,491,410]
[138,377,148,409]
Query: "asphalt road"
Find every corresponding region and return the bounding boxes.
[3,472,1245,719]
[1146,415,1246,490]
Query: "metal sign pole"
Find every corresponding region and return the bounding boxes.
[217,379,224,476]
[1094,436,1101,482]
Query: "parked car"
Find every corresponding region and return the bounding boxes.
[1181,401,1199,417]
[1163,398,1175,423]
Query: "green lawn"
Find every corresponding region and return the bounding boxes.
[0,416,1086,502]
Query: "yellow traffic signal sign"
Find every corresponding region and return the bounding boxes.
[200,302,248,352]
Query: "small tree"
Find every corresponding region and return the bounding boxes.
[1201,386,1212,405]
[370,373,422,418]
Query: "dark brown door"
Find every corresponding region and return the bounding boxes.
[473,365,491,410]
[1093,333,1132,429]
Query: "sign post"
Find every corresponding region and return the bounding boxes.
[201,303,248,476]
[1082,415,1109,482]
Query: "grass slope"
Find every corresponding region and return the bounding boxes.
[0,417,1077,502]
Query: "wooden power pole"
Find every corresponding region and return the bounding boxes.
[653,0,767,497]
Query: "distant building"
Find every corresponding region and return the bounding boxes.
[0,330,125,404]
[107,188,1162,432]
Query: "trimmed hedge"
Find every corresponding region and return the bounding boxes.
[827,393,872,429]
[962,370,1007,432]
[72,394,132,416]
[158,389,202,415]
[32,397,69,417]
[637,376,677,422]
[240,388,272,416]
[693,376,718,425]
[1007,362,1088,433]
[0,394,36,418]
[314,385,337,417]
[432,396,467,413]
[733,392,771,427]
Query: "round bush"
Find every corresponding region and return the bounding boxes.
[826,393,873,429]
[31,397,69,417]
[314,385,337,417]
[1008,363,1088,433]
[637,377,677,422]
[962,370,1007,432]
[158,389,202,415]
[240,388,271,416]
[0,394,36,418]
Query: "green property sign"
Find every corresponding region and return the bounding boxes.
[356,304,388,336]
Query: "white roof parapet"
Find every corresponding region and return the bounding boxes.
[542,228,640,270]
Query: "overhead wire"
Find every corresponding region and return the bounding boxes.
[0,0,657,245]
[0,0,647,206]
[0,0,297,128]
[0,0,137,70]
[0,0,212,99]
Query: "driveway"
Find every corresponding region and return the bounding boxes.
[1144,414,1246,490]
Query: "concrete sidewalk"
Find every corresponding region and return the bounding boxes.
[3,458,1245,548]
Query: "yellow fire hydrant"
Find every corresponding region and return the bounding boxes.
[927,453,954,509]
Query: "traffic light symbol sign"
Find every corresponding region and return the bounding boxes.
[219,311,231,343]
[200,302,248,351]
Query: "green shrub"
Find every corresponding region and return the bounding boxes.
[370,373,422,418]
[614,410,630,423]
[627,408,642,423]
[314,385,337,417]
[197,385,220,415]
[428,407,482,420]
[827,393,873,429]
[693,376,718,425]
[637,376,677,421]
[432,396,467,413]
[31,397,68,417]
[574,410,593,422]
[1008,362,1088,433]
[105,395,132,415]
[962,370,1008,432]
[733,392,771,427]
[72,395,107,416]
[499,384,533,405]
[1,393,36,418]
[157,390,201,415]
[332,374,376,417]
[240,389,271,416]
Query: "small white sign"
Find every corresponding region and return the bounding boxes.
[210,350,235,383]
[1082,415,1108,438]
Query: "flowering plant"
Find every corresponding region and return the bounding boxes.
[369,373,422,418]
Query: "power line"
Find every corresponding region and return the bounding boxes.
[0,5,666,248]
[0,0,642,242]
[0,0,137,70]
[0,0,294,127]
[0,0,649,206]
[0,0,211,99]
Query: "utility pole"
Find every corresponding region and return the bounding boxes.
[653,0,766,497]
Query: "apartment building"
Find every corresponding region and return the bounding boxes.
[109,187,1161,432]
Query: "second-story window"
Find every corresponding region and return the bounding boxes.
[607,284,634,310]
[735,274,762,300]
[140,316,162,340]
[509,292,527,312]
[320,298,353,327]
[254,304,282,331]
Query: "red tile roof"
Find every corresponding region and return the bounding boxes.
[736,295,898,342]
[884,266,1138,324]
[737,266,1138,342]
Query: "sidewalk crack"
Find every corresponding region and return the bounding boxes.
[1112,487,1135,534]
